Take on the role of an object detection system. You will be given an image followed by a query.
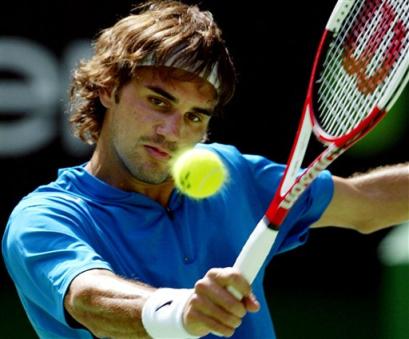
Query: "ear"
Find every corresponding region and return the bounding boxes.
[201,130,209,143]
[99,89,115,109]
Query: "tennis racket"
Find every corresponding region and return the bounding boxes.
[229,0,409,298]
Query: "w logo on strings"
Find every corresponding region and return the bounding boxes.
[343,0,407,95]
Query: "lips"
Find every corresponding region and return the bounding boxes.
[144,145,171,160]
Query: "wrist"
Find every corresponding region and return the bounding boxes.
[142,288,199,339]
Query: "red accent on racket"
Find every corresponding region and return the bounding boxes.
[228,0,409,298]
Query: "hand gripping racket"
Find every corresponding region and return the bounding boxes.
[229,0,409,298]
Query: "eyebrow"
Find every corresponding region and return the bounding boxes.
[146,85,213,116]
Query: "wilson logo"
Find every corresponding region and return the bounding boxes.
[342,0,407,95]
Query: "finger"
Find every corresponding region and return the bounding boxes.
[194,277,246,318]
[227,285,243,300]
[184,307,236,338]
[242,293,260,313]
[207,268,252,298]
[191,293,243,329]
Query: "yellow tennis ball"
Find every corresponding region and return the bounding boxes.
[172,148,227,199]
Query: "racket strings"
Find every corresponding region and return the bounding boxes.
[316,0,409,137]
[318,1,371,135]
[327,1,404,135]
[323,0,408,136]
[320,0,408,134]
[318,0,373,134]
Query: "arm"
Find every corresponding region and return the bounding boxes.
[312,163,409,233]
[64,268,259,338]
[64,269,153,338]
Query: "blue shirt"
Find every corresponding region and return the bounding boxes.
[2,143,334,338]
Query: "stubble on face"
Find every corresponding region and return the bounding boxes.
[105,67,215,189]
[124,134,179,185]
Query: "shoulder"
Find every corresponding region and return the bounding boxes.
[4,188,90,249]
[197,143,242,160]
[12,185,87,219]
[198,143,280,172]
[9,164,93,221]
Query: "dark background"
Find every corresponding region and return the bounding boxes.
[1,1,408,338]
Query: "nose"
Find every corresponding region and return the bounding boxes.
[155,113,183,141]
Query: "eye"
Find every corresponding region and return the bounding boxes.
[185,112,203,123]
[148,96,169,109]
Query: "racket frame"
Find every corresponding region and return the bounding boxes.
[266,0,409,227]
[232,0,409,288]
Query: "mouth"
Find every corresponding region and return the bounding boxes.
[143,145,171,160]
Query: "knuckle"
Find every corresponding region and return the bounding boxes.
[234,318,242,329]
[183,310,210,337]
[226,300,246,318]
[225,328,235,337]
[230,277,251,296]
[237,305,246,318]
[229,268,241,279]
[225,314,242,329]
[207,268,221,279]
[194,279,207,294]
[229,272,242,285]
[188,294,201,308]
[185,308,199,323]
[212,325,233,338]
[236,306,246,318]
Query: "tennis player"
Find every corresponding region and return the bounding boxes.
[2,1,408,338]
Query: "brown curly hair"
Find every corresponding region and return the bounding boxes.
[69,0,236,144]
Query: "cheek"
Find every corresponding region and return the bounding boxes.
[118,101,153,130]
[183,123,208,143]
[119,89,150,122]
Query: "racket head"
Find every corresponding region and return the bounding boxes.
[308,0,409,145]
[267,0,409,225]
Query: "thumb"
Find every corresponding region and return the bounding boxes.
[243,292,260,313]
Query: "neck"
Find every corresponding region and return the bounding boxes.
[86,148,175,208]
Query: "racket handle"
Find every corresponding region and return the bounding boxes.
[228,216,278,299]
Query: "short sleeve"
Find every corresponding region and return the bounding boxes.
[273,169,334,254]
[242,153,334,256]
[1,196,112,332]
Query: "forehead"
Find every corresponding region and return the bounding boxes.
[132,66,218,104]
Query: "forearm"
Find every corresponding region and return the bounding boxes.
[314,163,409,232]
[349,163,409,230]
[64,269,154,338]
[64,267,260,339]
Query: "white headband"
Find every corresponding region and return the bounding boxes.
[139,52,220,91]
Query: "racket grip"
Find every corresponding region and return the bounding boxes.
[228,216,278,299]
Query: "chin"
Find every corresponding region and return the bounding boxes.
[133,169,170,185]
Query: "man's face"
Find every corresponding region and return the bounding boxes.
[99,66,218,185]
